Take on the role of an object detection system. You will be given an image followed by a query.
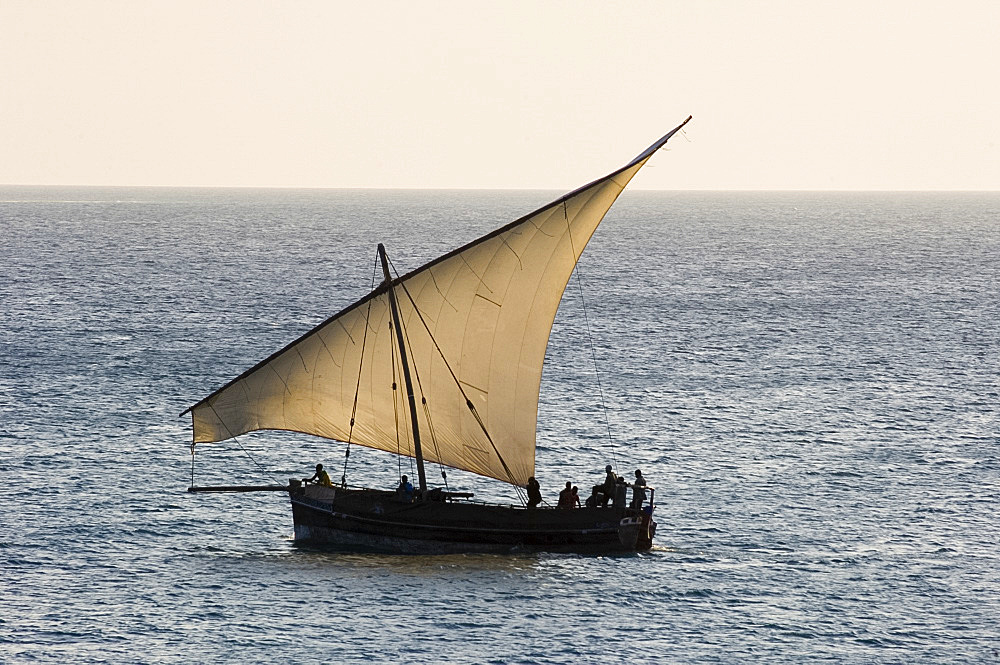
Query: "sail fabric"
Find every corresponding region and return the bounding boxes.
[187,119,691,485]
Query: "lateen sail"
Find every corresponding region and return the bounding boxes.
[186,118,691,485]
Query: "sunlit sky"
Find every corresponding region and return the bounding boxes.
[2,1,997,190]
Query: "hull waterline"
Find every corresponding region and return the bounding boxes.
[290,485,656,554]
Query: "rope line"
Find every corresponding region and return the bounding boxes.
[343,253,380,487]
[203,402,281,484]
[385,259,453,493]
[573,266,618,471]
[563,202,619,472]
[389,316,412,481]
[388,255,527,505]
[232,435,282,484]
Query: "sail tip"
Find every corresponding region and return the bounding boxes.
[628,115,693,167]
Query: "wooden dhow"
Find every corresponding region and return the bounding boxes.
[185,116,692,553]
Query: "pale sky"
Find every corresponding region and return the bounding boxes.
[1,0,997,190]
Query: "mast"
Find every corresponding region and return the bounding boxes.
[378,243,428,493]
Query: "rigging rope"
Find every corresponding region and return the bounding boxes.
[386,258,452,492]
[232,435,282,485]
[572,266,619,471]
[389,317,412,482]
[342,254,381,488]
[563,202,619,472]
[420,398,450,492]
[205,402,282,484]
[388,255,527,505]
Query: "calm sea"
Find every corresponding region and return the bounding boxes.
[1,187,998,664]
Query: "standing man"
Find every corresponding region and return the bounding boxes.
[631,469,647,509]
[600,465,616,507]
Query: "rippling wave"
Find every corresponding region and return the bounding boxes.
[2,188,998,663]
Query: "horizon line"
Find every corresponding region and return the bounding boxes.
[2,183,998,194]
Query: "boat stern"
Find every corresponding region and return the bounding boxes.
[618,506,656,550]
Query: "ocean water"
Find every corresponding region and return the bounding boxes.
[1,187,998,664]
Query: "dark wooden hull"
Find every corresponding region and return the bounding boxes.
[290,486,656,554]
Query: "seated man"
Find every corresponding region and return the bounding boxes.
[526,476,542,509]
[303,463,332,487]
[396,474,414,502]
[557,481,574,509]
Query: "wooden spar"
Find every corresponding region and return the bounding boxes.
[188,485,289,493]
[378,243,428,494]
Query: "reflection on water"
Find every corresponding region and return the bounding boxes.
[289,549,546,576]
